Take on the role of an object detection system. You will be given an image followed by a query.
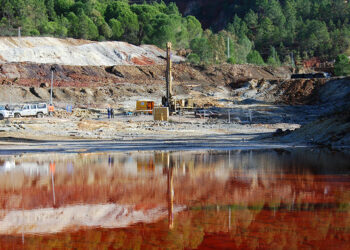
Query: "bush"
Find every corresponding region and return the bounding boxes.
[187,53,200,64]
[227,57,235,64]
[334,54,350,76]
[247,50,265,65]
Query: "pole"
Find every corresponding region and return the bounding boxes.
[166,42,172,108]
[167,154,174,229]
[229,207,231,231]
[50,66,56,106]
[50,70,53,105]
[18,27,21,37]
[51,164,56,205]
[227,37,230,59]
[9,85,12,105]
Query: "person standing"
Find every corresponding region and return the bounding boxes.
[107,107,111,119]
[111,107,114,119]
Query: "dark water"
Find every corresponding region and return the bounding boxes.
[0,149,349,249]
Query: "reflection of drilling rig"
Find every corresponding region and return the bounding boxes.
[162,42,176,113]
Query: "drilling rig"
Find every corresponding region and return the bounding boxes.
[161,42,195,115]
[162,42,176,113]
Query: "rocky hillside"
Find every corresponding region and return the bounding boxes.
[0,37,183,66]
[0,37,293,108]
[280,78,350,147]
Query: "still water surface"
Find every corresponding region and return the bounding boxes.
[0,149,349,249]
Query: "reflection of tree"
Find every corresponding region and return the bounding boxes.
[1,150,350,248]
[0,151,349,213]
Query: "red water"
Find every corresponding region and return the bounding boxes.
[0,149,349,249]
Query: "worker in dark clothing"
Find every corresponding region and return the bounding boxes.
[111,108,114,119]
[5,104,9,110]
[107,107,111,119]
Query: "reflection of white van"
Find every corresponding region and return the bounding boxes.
[0,103,48,120]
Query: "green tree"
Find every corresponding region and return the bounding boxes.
[227,15,248,38]
[334,54,350,76]
[46,0,56,20]
[284,0,297,43]
[190,37,213,63]
[131,4,161,44]
[55,0,75,15]
[67,11,78,37]
[244,10,258,30]
[298,20,330,56]
[54,15,69,37]
[187,53,200,64]
[99,21,112,39]
[247,50,265,65]
[265,0,285,27]
[234,35,253,64]
[186,16,202,42]
[109,18,123,40]
[105,1,139,43]
[267,46,281,66]
[145,13,183,49]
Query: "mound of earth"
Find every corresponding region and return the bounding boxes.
[279,79,350,147]
[232,78,329,104]
[0,37,184,66]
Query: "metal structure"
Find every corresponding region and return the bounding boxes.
[166,42,172,106]
[50,66,56,105]
[162,42,175,111]
[161,42,195,115]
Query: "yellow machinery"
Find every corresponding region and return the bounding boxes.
[153,107,169,121]
[162,42,176,113]
[136,101,154,114]
[161,42,195,114]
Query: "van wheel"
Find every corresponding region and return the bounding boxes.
[36,112,44,118]
[0,114,4,120]
[14,113,21,118]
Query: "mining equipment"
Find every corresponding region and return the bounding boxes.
[161,42,195,114]
[162,42,176,113]
[135,100,154,115]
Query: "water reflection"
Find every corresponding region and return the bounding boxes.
[0,149,349,248]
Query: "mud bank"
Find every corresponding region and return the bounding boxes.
[277,79,350,148]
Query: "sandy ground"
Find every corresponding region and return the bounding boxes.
[0,104,304,155]
[0,37,348,151]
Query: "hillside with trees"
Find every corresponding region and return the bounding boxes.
[1,0,350,67]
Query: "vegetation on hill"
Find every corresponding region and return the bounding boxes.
[1,0,350,66]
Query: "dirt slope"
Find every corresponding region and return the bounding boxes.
[0,37,184,66]
[279,79,350,147]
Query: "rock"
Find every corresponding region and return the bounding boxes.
[40,82,49,88]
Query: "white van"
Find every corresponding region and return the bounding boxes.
[0,103,48,120]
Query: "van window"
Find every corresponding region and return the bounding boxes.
[38,104,46,109]
[23,105,29,110]
[31,104,37,109]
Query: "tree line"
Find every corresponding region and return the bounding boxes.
[1,0,350,68]
[0,0,202,49]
